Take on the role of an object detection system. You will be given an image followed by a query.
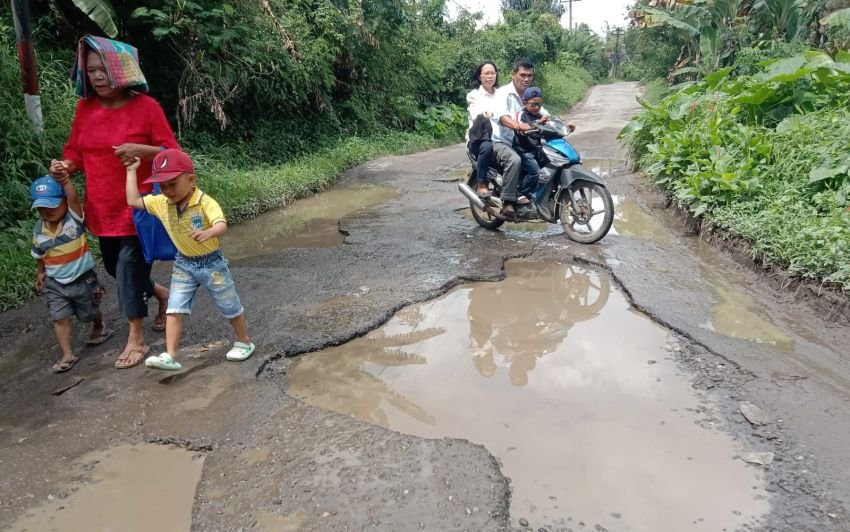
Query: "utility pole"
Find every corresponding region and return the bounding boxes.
[559,0,583,31]
[10,0,43,134]
[610,27,625,78]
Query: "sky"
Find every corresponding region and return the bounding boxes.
[447,0,633,35]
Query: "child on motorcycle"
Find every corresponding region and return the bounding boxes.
[513,87,546,205]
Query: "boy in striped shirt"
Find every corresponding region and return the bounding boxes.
[31,175,111,373]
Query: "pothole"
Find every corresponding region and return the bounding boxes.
[288,261,770,530]
[610,196,673,243]
[223,184,398,259]
[7,443,204,532]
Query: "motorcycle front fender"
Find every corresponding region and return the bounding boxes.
[559,164,606,188]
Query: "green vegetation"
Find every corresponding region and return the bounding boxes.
[1,1,606,310]
[621,50,850,287]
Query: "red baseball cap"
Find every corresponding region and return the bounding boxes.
[145,149,195,184]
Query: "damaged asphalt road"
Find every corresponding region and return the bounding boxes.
[1,82,849,531]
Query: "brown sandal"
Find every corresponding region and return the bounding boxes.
[115,344,150,369]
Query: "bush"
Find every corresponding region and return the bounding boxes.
[537,56,594,112]
[620,51,850,287]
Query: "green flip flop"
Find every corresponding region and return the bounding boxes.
[144,353,182,371]
[225,341,256,361]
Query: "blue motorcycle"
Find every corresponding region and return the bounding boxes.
[459,118,614,244]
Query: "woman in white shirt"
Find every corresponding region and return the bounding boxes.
[466,62,499,198]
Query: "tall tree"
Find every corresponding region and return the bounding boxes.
[501,0,564,17]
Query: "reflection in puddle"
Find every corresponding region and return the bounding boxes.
[611,197,672,242]
[8,444,204,532]
[289,262,769,530]
[223,184,398,259]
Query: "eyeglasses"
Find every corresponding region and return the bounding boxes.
[526,102,542,108]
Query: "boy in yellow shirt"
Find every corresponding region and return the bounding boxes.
[125,149,254,370]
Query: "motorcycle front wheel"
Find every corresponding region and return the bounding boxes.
[467,174,505,230]
[556,180,614,244]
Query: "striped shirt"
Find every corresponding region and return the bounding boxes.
[31,209,95,284]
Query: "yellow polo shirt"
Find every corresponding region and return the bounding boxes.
[143,188,226,257]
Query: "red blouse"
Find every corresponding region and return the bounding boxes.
[63,94,179,237]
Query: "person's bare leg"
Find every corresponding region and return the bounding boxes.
[127,318,144,347]
[165,314,184,356]
[88,311,105,341]
[228,314,251,344]
[152,283,169,331]
[53,318,74,364]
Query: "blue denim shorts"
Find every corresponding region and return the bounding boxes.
[167,249,244,319]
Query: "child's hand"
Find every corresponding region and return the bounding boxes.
[35,271,45,292]
[190,229,213,243]
[126,157,142,172]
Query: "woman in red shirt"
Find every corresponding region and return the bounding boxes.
[50,37,178,369]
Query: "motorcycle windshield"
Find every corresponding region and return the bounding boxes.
[545,138,580,163]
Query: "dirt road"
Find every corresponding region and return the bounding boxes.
[1,82,848,531]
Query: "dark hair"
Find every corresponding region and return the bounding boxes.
[471,61,499,89]
[512,58,535,73]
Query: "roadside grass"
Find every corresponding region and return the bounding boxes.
[621,52,850,290]
[538,62,594,114]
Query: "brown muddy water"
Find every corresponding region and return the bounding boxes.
[288,261,770,530]
[223,184,398,259]
[7,443,203,532]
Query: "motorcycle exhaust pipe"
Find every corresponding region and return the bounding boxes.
[458,183,487,210]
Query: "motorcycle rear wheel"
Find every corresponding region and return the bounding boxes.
[467,174,505,230]
[556,180,614,244]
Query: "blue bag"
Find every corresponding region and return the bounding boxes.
[133,183,177,263]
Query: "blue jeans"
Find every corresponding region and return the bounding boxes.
[167,249,244,319]
[518,150,541,199]
[468,140,493,185]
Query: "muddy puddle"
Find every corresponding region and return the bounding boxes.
[223,184,398,259]
[580,158,622,179]
[289,261,770,530]
[611,196,673,243]
[7,443,204,532]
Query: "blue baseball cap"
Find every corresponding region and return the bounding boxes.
[523,86,543,100]
[30,176,66,209]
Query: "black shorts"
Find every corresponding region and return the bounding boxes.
[98,236,154,319]
[45,270,101,322]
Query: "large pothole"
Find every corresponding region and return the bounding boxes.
[287,261,770,530]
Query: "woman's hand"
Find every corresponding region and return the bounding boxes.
[49,160,71,183]
[114,144,159,166]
